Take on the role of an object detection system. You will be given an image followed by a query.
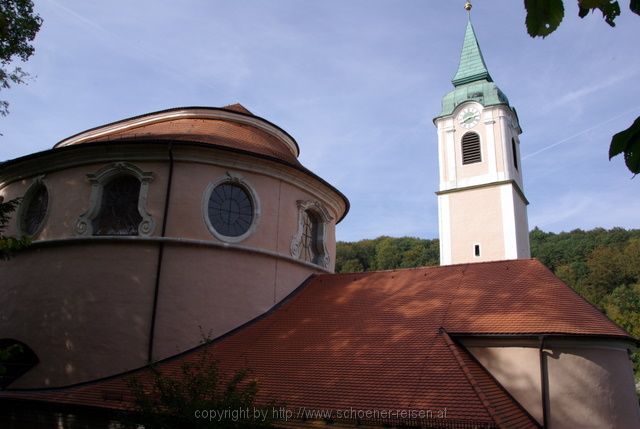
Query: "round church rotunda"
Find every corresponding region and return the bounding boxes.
[0,104,348,388]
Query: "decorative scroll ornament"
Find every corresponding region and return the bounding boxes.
[290,200,333,268]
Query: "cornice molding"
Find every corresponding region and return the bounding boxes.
[436,179,529,205]
[0,142,348,223]
[26,236,332,274]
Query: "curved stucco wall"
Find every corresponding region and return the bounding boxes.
[0,243,158,388]
[462,337,640,429]
[0,142,345,388]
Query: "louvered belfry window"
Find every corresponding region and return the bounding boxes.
[461,132,482,164]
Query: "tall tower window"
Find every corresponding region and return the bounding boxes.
[512,138,519,170]
[461,132,482,164]
[92,175,143,236]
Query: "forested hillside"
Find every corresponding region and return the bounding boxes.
[336,227,640,379]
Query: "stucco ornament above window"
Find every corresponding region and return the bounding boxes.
[75,162,154,237]
[290,200,332,268]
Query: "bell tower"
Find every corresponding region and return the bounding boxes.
[434,3,530,265]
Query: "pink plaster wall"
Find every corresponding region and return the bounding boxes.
[1,161,170,240]
[448,185,505,263]
[0,244,158,388]
[465,339,640,429]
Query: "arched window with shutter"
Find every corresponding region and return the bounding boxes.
[461,132,482,165]
[300,209,321,264]
[290,200,332,268]
[92,175,143,236]
[75,162,155,237]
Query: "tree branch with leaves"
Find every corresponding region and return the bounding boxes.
[523,0,640,175]
[0,0,42,116]
[0,196,29,260]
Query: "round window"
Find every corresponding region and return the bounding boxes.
[21,183,49,236]
[207,183,254,238]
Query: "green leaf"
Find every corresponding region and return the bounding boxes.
[625,139,640,174]
[578,0,621,27]
[525,0,565,37]
[609,116,640,174]
[631,0,640,15]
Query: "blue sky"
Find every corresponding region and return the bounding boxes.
[1,1,638,242]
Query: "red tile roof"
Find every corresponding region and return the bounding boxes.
[88,117,302,167]
[53,104,300,167]
[1,259,630,427]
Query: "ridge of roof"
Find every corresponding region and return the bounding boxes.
[327,258,540,276]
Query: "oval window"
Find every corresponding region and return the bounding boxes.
[207,183,254,238]
[21,183,48,236]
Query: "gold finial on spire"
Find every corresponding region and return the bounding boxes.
[464,1,472,12]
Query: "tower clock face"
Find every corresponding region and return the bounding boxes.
[457,107,480,129]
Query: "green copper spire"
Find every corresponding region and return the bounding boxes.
[451,19,493,87]
[435,9,512,119]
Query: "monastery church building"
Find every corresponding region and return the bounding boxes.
[0,7,638,429]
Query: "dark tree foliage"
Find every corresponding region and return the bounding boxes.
[528,226,640,271]
[336,236,439,273]
[0,342,22,381]
[523,0,640,175]
[0,0,42,116]
[336,227,640,380]
[0,198,30,377]
[0,196,29,260]
[610,116,640,175]
[127,351,276,428]
[524,0,637,38]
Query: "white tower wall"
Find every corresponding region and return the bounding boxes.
[436,102,530,265]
